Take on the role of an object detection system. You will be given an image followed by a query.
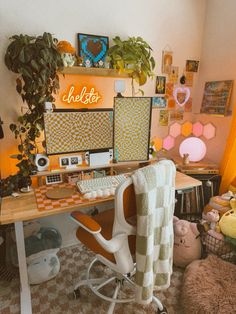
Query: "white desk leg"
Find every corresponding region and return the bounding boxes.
[15,221,32,314]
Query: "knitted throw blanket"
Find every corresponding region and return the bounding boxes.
[132,160,176,304]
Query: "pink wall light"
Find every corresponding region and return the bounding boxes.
[192,121,203,137]
[163,135,175,150]
[179,137,206,162]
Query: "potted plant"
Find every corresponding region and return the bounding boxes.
[4,32,64,179]
[108,36,155,95]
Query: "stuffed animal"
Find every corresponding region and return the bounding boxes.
[173,217,202,267]
[202,209,224,240]
[27,249,60,284]
[219,208,236,239]
[57,41,76,67]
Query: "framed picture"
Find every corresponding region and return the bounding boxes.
[77,33,109,68]
[159,110,169,126]
[155,76,166,94]
[184,71,194,86]
[168,66,179,84]
[186,60,199,72]
[152,96,167,108]
[162,50,173,74]
[201,80,233,115]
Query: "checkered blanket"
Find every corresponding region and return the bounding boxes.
[132,160,176,304]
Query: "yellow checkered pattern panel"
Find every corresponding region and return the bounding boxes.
[114,98,151,161]
[44,111,113,154]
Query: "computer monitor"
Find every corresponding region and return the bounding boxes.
[44,109,113,155]
[113,97,152,162]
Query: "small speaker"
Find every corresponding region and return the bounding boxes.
[35,154,49,172]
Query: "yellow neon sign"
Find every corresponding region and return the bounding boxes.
[62,85,101,105]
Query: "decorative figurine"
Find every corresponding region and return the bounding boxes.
[57,41,76,67]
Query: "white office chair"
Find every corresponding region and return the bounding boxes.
[71,177,168,314]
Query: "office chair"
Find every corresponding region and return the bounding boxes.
[71,177,168,314]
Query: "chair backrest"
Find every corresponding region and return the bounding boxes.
[111,177,137,274]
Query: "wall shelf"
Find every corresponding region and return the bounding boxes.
[31,160,152,178]
[60,66,129,78]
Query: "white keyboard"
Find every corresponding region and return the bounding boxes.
[76,174,127,194]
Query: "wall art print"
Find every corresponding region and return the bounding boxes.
[168,66,179,84]
[162,50,173,74]
[186,60,199,72]
[152,96,167,108]
[155,76,166,94]
[113,97,152,162]
[201,80,233,115]
[159,109,169,126]
[77,33,109,68]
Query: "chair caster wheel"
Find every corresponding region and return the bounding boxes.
[73,288,80,299]
[157,306,168,314]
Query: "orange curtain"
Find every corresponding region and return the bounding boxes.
[220,109,236,193]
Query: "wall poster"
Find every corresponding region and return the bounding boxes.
[201,80,233,115]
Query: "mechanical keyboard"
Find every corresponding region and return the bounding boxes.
[76,174,127,194]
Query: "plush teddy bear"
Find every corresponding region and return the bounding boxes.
[203,209,224,240]
[173,216,202,267]
[57,40,76,67]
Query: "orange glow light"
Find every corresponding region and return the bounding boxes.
[61,84,101,105]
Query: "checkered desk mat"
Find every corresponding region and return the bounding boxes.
[35,183,83,211]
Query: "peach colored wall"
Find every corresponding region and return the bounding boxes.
[192,0,236,165]
[0,0,206,180]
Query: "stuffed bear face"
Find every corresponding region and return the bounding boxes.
[205,209,219,223]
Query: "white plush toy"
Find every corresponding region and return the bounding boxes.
[27,248,60,285]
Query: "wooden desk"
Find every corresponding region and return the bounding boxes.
[0,171,201,225]
[0,171,201,314]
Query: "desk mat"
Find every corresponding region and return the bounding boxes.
[35,183,83,211]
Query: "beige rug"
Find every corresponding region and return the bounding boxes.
[0,244,184,314]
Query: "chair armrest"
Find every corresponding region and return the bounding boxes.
[71,212,101,234]
[95,233,127,253]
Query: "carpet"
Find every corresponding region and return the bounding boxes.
[0,244,184,314]
[181,255,236,314]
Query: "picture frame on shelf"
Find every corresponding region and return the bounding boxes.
[77,33,109,68]
[201,80,233,115]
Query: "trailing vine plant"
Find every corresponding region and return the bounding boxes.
[4,32,64,177]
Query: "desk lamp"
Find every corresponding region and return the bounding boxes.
[114,80,126,97]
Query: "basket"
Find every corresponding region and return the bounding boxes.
[202,233,236,264]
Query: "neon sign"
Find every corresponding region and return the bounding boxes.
[62,85,101,105]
